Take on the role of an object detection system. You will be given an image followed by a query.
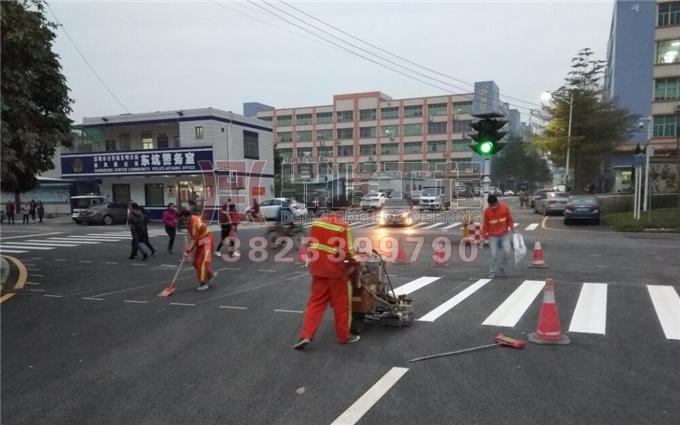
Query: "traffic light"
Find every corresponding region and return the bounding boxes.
[468,112,508,156]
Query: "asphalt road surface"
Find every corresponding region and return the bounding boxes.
[2,199,679,425]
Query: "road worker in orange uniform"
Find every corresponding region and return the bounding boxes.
[294,212,361,350]
[180,209,215,291]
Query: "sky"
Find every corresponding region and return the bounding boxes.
[47,0,616,123]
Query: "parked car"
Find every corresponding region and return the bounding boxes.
[529,189,550,209]
[379,198,414,227]
[534,191,569,215]
[77,202,128,225]
[564,195,601,225]
[503,190,515,196]
[70,195,111,222]
[248,198,307,220]
[360,192,388,210]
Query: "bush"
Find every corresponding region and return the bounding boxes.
[603,208,680,232]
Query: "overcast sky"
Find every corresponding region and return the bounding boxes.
[48,0,615,123]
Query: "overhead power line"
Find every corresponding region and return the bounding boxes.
[44,1,130,113]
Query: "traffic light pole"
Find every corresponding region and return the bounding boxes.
[481,157,491,230]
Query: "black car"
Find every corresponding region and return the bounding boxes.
[564,195,601,225]
[379,199,414,226]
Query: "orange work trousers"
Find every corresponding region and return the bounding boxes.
[193,235,214,284]
[299,276,351,343]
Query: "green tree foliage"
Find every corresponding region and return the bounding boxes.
[1,0,72,198]
[492,137,552,190]
[536,48,634,193]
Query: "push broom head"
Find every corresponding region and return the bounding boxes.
[495,334,525,349]
[158,284,176,297]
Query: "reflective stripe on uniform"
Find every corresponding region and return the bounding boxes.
[346,228,355,256]
[312,221,346,233]
[489,219,498,224]
[309,242,339,255]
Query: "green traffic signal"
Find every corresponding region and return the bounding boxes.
[468,114,508,156]
[479,141,493,154]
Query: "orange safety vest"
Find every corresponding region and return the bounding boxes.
[186,215,211,250]
[308,213,354,278]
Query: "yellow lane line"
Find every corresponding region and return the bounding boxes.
[541,216,549,230]
[0,293,15,303]
[2,255,28,290]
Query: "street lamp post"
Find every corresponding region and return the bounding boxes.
[542,91,574,191]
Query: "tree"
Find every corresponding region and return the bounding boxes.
[492,137,552,191]
[536,48,634,193]
[1,0,73,202]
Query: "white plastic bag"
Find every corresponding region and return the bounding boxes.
[512,232,527,265]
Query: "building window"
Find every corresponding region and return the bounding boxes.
[337,128,353,140]
[316,129,333,143]
[428,159,446,171]
[453,102,473,114]
[428,103,448,116]
[653,115,679,137]
[382,161,399,171]
[403,123,422,137]
[404,142,422,154]
[658,2,680,26]
[277,115,292,126]
[194,126,204,140]
[297,130,313,142]
[380,125,399,139]
[296,113,312,126]
[655,78,680,100]
[144,183,164,207]
[381,107,399,119]
[403,161,423,172]
[452,140,470,152]
[142,133,154,150]
[278,131,292,143]
[428,121,448,135]
[337,145,354,157]
[380,143,399,155]
[317,146,333,159]
[657,39,680,64]
[112,184,130,203]
[359,127,376,138]
[243,130,259,159]
[337,110,354,123]
[297,147,312,161]
[259,116,273,122]
[428,141,447,153]
[316,112,333,124]
[119,134,131,150]
[359,145,377,156]
[105,140,117,151]
[157,134,169,149]
[404,105,422,118]
[277,148,293,161]
[453,120,472,133]
[360,109,377,121]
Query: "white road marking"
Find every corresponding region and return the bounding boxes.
[393,276,442,296]
[348,222,364,227]
[482,280,545,327]
[29,289,47,293]
[25,281,41,286]
[29,257,43,260]
[170,302,195,307]
[647,285,680,340]
[44,294,63,298]
[352,222,375,229]
[568,283,607,334]
[274,309,303,314]
[418,279,492,322]
[104,261,118,265]
[0,244,53,250]
[259,269,276,273]
[442,222,461,230]
[412,222,429,228]
[47,238,100,244]
[0,232,63,240]
[525,223,539,231]
[63,237,122,242]
[54,258,68,262]
[423,222,444,230]
[82,297,105,301]
[86,233,132,238]
[124,300,149,304]
[0,249,27,253]
[23,240,79,247]
[131,263,146,267]
[513,223,520,228]
[330,367,409,425]
[30,274,45,277]
[219,305,248,310]
[78,260,93,264]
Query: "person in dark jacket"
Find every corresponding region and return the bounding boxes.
[5,201,15,224]
[128,203,155,260]
[138,206,156,256]
[37,201,45,223]
[29,200,36,221]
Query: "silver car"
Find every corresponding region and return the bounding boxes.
[534,191,569,215]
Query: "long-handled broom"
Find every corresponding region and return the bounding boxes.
[158,255,187,297]
[409,334,525,363]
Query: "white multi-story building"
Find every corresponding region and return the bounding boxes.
[60,108,273,220]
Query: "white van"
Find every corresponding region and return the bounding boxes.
[70,195,112,223]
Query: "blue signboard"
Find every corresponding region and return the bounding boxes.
[61,147,213,177]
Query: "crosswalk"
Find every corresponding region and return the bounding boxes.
[303,221,542,232]
[0,230,168,254]
[388,275,680,341]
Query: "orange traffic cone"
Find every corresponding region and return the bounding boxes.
[394,237,409,264]
[433,240,448,266]
[529,279,570,345]
[528,241,549,268]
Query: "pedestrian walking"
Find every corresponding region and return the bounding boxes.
[128,203,154,260]
[518,190,526,208]
[483,194,515,279]
[180,209,215,290]
[214,203,230,257]
[138,206,156,256]
[21,203,30,224]
[162,203,179,253]
[29,200,36,221]
[216,201,241,257]
[250,197,262,222]
[37,201,45,223]
[5,201,15,224]
[294,211,361,350]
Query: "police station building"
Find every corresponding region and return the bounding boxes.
[60,108,274,220]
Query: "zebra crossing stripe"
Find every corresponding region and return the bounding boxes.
[442,222,461,230]
[568,283,607,334]
[352,222,375,229]
[647,285,680,340]
[64,236,124,242]
[24,240,80,247]
[525,223,539,231]
[482,280,544,327]
[422,222,444,230]
[393,276,442,296]
[48,238,100,244]
[418,278,492,322]
[0,249,27,253]
[0,244,54,251]
[412,222,429,228]
[348,222,364,227]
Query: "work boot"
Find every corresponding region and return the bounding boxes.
[294,338,311,350]
[196,284,209,291]
[215,251,222,257]
[346,335,360,344]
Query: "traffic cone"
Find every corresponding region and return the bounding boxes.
[433,240,448,266]
[528,240,549,268]
[394,237,409,264]
[529,279,570,345]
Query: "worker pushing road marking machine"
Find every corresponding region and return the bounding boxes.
[350,250,414,334]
